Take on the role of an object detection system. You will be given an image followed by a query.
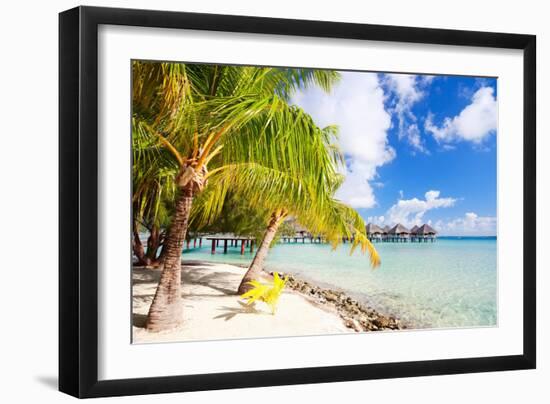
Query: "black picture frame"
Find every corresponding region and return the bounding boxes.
[59,5,536,398]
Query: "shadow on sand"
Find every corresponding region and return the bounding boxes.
[132,262,239,296]
[213,301,267,321]
[132,262,251,328]
[132,313,148,328]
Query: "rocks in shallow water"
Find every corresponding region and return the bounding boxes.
[322,291,339,302]
[285,273,405,332]
[373,317,390,328]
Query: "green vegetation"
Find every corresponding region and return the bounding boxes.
[132,61,379,332]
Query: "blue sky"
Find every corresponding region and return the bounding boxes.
[292,71,497,236]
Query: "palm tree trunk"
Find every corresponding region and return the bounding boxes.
[145,185,194,331]
[237,209,287,294]
[132,222,150,266]
[145,224,161,263]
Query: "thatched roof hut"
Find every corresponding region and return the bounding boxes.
[389,223,410,235]
[366,223,384,235]
[417,224,437,235]
[410,225,419,235]
[382,225,391,234]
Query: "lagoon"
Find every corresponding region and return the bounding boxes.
[182,237,497,329]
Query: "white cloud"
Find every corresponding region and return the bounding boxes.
[406,123,428,154]
[384,190,456,228]
[425,86,497,144]
[292,72,394,208]
[367,215,386,226]
[367,191,496,236]
[434,212,497,236]
[383,74,431,153]
[367,190,456,228]
[441,144,456,151]
[384,75,424,126]
[420,75,436,85]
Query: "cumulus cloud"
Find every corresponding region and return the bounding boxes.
[292,72,394,208]
[368,190,456,228]
[383,74,433,153]
[385,190,456,228]
[366,191,496,236]
[424,86,497,144]
[434,212,497,236]
[367,215,386,226]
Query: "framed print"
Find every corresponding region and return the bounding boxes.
[59,6,536,398]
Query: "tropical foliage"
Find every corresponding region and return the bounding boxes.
[193,120,380,294]
[132,60,380,332]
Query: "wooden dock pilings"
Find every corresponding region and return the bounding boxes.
[181,235,255,255]
[281,236,325,243]
[206,236,255,255]
[279,232,437,244]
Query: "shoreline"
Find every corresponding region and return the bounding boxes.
[132,261,350,343]
[282,273,405,332]
[179,259,406,332]
[132,259,405,344]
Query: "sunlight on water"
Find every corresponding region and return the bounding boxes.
[182,238,497,329]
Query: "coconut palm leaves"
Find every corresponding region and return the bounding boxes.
[195,156,381,268]
[191,114,380,295]
[192,116,380,270]
[132,62,343,249]
[133,60,346,331]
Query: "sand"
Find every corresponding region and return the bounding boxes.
[132,261,349,343]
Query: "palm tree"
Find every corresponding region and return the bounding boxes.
[133,61,342,331]
[237,200,380,295]
[132,149,177,267]
[194,127,380,295]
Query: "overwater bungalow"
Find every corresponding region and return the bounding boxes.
[366,223,384,242]
[415,223,438,242]
[279,219,437,244]
[280,218,315,243]
[388,223,411,242]
[294,223,309,238]
[381,225,391,242]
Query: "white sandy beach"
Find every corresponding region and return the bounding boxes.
[132,261,349,343]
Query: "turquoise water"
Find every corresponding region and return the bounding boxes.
[181,237,497,329]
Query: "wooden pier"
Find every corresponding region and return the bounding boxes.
[206,236,255,255]
[281,235,325,243]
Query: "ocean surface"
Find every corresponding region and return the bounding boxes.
[181,237,497,329]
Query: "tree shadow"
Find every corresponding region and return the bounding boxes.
[213,301,266,321]
[132,268,161,285]
[132,262,248,328]
[181,269,239,296]
[132,263,239,296]
[133,313,148,328]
